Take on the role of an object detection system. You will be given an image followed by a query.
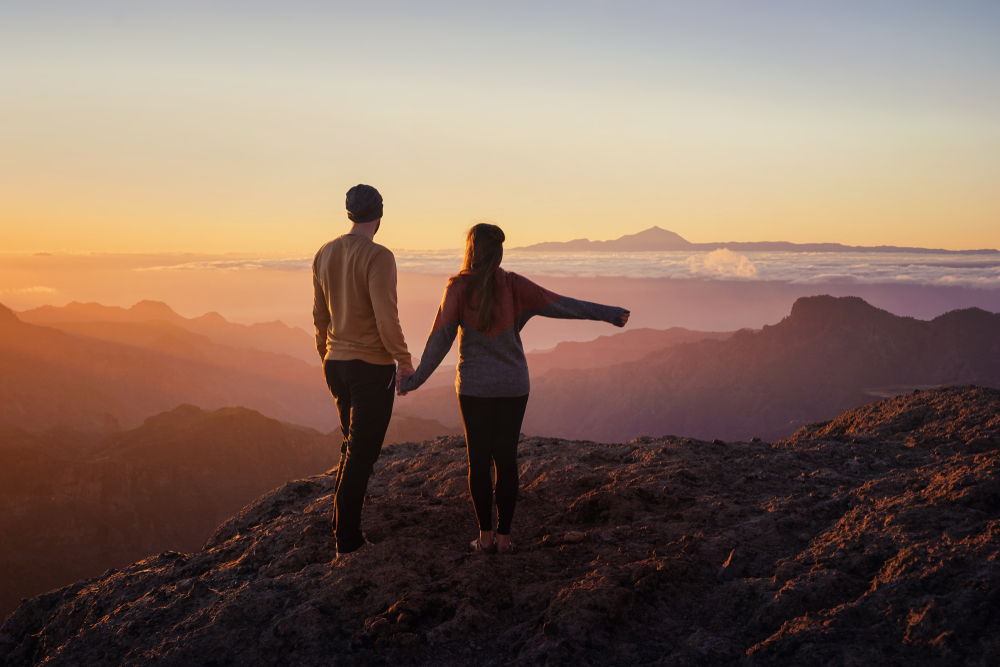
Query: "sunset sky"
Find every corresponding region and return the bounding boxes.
[2,1,999,254]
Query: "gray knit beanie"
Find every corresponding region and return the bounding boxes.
[346,184,383,223]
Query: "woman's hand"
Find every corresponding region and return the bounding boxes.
[619,310,630,327]
[396,366,416,396]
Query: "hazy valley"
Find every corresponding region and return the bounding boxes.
[0,405,338,619]
[18,300,318,366]
[0,302,331,432]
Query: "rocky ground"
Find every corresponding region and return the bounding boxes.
[2,386,998,666]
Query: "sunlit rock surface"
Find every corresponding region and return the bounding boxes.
[2,386,998,666]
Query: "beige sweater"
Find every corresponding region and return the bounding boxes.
[312,234,412,369]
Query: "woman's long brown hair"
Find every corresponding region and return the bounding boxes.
[461,223,505,330]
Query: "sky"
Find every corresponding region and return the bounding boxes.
[2,0,999,254]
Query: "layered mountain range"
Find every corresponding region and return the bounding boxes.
[1,299,732,437]
[6,294,998,445]
[18,300,317,365]
[400,296,1000,442]
[0,302,336,431]
[3,386,997,666]
[411,326,735,391]
[514,226,999,254]
[0,405,339,620]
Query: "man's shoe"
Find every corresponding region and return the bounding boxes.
[336,539,373,559]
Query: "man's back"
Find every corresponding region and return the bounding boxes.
[312,234,411,368]
[319,183,412,557]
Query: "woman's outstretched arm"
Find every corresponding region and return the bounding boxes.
[511,272,629,329]
[398,280,461,394]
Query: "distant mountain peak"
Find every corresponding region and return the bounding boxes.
[142,404,205,428]
[130,300,180,320]
[64,301,120,311]
[0,303,20,325]
[790,294,879,316]
[931,306,999,326]
[193,311,228,324]
[16,299,317,366]
[515,227,997,254]
[786,295,899,329]
[514,226,693,252]
[631,225,679,236]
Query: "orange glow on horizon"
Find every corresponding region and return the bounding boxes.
[2,3,997,255]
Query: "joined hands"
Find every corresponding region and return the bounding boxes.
[396,365,416,396]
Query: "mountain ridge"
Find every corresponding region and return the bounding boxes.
[0,304,332,431]
[397,295,1000,442]
[0,405,339,620]
[404,326,736,394]
[513,226,999,254]
[17,300,317,365]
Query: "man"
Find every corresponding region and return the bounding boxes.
[313,184,414,555]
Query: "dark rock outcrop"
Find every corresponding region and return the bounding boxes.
[2,386,999,666]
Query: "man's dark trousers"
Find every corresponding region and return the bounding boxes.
[324,359,395,554]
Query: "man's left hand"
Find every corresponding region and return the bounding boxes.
[396,366,416,395]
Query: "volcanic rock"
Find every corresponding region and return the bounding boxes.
[2,386,999,666]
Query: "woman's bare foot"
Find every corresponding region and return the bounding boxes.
[496,533,512,553]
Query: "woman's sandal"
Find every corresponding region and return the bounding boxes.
[497,542,515,555]
[470,535,497,554]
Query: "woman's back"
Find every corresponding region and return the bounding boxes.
[448,268,535,397]
[404,267,625,398]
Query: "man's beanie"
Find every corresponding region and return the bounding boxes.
[346,184,383,224]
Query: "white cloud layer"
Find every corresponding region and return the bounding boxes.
[2,286,59,294]
[144,251,1000,289]
[685,249,758,278]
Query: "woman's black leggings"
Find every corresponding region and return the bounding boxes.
[458,394,529,536]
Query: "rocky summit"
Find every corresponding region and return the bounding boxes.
[2,386,998,666]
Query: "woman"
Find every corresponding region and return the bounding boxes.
[398,224,629,554]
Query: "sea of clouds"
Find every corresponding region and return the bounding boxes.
[148,249,1000,289]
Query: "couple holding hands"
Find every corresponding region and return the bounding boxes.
[314,185,629,557]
